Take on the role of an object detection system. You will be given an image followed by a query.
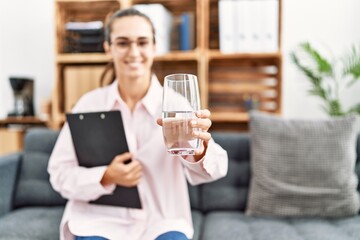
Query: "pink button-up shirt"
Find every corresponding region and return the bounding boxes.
[48,76,228,240]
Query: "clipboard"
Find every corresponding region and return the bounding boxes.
[66,110,142,209]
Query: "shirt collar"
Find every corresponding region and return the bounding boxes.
[105,75,162,117]
[105,80,124,110]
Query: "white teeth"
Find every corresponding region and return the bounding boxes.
[127,62,142,68]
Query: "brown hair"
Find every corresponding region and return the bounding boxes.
[100,8,156,86]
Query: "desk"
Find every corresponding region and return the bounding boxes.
[0,117,47,155]
[0,116,47,128]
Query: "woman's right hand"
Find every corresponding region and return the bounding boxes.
[101,152,142,187]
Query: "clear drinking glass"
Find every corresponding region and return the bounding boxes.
[162,73,201,155]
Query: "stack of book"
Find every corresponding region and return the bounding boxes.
[64,21,104,53]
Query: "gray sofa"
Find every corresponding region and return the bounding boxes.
[0,128,359,240]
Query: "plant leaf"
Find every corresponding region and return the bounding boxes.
[291,52,323,86]
[343,45,360,86]
[300,42,333,75]
[328,100,343,116]
[348,102,360,114]
[291,49,329,103]
[307,85,328,100]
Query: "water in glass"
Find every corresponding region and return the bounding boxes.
[162,74,201,155]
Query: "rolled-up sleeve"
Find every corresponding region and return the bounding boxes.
[48,123,115,201]
[180,139,228,185]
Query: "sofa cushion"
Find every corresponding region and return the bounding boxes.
[201,133,251,212]
[14,128,66,208]
[191,210,203,240]
[247,112,360,217]
[189,184,201,211]
[202,211,360,240]
[0,153,21,218]
[357,135,360,191]
[0,206,64,240]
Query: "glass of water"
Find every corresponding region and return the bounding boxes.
[162,73,201,155]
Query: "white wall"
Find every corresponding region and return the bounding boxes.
[0,0,55,117]
[282,0,360,118]
[0,0,360,119]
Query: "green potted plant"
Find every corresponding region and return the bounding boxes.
[291,42,360,116]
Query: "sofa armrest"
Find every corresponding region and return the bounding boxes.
[0,152,21,217]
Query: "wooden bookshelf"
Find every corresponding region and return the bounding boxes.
[50,0,282,131]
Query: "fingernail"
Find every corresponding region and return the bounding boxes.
[193,131,199,136]
[191,120,197,126]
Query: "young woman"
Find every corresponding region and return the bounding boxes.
[48,8,228,240]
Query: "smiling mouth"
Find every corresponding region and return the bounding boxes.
[125,61,143,69]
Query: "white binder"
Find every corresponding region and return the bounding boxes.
[263,0,279,52]
[219,0,236,53]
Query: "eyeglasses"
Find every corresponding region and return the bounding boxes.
[110,37,152,53]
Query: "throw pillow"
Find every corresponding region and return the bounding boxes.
[246,111,360,217]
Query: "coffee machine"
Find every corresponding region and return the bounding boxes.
[7,77,34,117]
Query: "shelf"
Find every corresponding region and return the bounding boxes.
[209,82,273,94]
[57,53,110,63]
[0,116,47,128]
[57,50,199,64]
[208,50,281,60]
[56,0,120,54]
[132,0,197,14]
[133,0,193,4]
[155,50,199,61]
[0,116,47,125]
[56,0,119,5]
[210,111,249,122]
[56,0,116,2]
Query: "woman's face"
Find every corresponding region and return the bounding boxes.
[107,16,156,80]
